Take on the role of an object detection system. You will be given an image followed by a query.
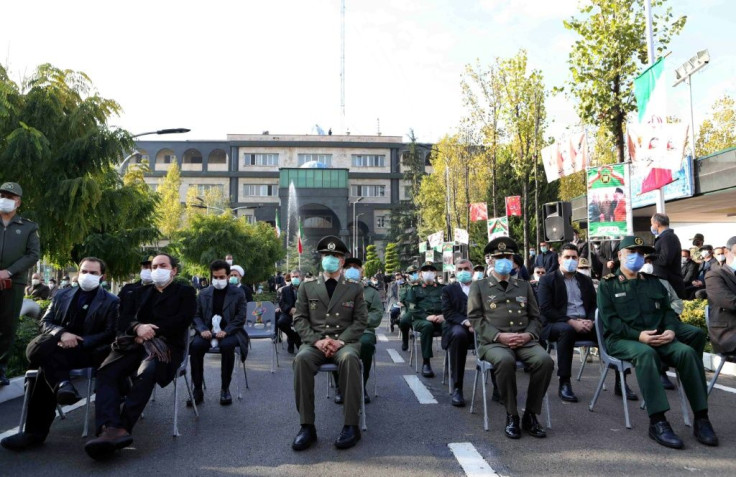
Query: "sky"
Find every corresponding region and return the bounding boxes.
[1,0,734,144]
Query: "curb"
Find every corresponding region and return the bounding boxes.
[703,352,736,376]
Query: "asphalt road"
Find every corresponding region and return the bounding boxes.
[1,317,735,476]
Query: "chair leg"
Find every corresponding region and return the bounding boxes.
[373,352,378,398]
[57,405,66,419]
[588,365,609,412]
[151,386,157,402]
[242,361,249,392]
[469,366,479,414]
[619,369,631,429]
[173,378,180,437]
[184,374,199,417]
[414,334,420,374]
[707,357,726,395]
[82,376,93,438]
[19,373,36,431]
[577,347,590,381]
[481,368,489,432]
[675,372,691,427]
[544,393,551,429]
[360,363,367,431]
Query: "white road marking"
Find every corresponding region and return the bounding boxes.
[387,349,405,363]
[448,442,499,477]
[403,375,437,404]
[377,334,389,342]
[0,395,95,440]
[666,371,736,394]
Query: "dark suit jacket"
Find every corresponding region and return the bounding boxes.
[538,270,597,327]
[278,284,298,319]
[193,284,249,360]
[681,259,698,284]
[440,282,471,349]
[40,286,118,355]
[534,251,559,273]
[705,266,736,354]
[653,228,685,298]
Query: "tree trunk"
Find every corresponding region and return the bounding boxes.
[522,173,529,255]
[613,76,625,163]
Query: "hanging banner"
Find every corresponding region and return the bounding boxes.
[469,202,488,222]
[541,132,589,183]
[486,217,509,242]
[626,122,689,193]
[587,164,632,238]
[505,196,522,217]
[428,231,444,250]
[419,241,427,254]
[453,228,469,245]
[442,243,455,272]
[425,250,435,262]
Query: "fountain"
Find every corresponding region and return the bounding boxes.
[286,181,299,267]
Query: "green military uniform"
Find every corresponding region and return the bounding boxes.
[598,235,708,418]
[405,279,445,360]
[398,266,418,349]
[358,280,383,384]
[0,182,41,376]
[293,274,368,426]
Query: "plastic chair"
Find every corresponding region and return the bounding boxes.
[318,361,367,431]
[469,332,551,431]
[704,305,736,395]
[245,301,279,373]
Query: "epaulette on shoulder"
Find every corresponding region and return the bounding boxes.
[603,273,616,280]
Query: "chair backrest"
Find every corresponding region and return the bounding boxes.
[593,310,615,364]
[245,301,277,333]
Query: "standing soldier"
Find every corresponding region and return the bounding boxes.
[405,262,445,378]
[0,182,40,385]
[291,236,368,451]
[468,237,554,439]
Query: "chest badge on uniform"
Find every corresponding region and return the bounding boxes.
[342,301,354,309]
[309,300,318,310]
[16,230,21,234]
[618,275,625,282]
[490,302,497,309]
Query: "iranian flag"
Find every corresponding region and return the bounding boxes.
[297,219,303,254]
[634,58,666,126]
[275,211,281,238]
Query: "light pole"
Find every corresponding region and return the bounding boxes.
[355,212,365,259]
[118,128,191,173]
[674,50,710,159]
[351,197,363,256]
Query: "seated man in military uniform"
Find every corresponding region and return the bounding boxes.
[405,262,445,378]
[598,236,717,449]
[291,236,368,451]
[468,237,554,439]
[398,265,419,350]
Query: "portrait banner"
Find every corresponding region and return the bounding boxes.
[587,164,632,238]
[486,216,509,242]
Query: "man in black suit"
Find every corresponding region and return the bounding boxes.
[189,260,249,406]
[651,213,685,298]
[441,259,475,407]
[84,253,196,460]
[1,257,118,451]
[533,241,559,273]
[118,257,153,301]
[278,269,303,354]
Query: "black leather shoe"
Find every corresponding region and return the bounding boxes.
[504,414,521,439]
[422,364,435,378]
[364,389,371,404]
[334,388,344,404]
[649,421,684,449]
[334,425,361,449]
[56,381,82,405]
[186,388,204,407]
[693,418,719,446]
[1,432,44,451]
[451,388,465,407]
[84,427,133,460]
[614,380,639,401]
[292,425,317,451]
[220,389,232,406]
[0,373,9,386]
[558,382,579,403]
[660,373,676,390]
[522,412,547,438]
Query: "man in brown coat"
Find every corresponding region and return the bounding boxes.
[705,236,736,355]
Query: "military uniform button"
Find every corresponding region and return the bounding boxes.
[518,310,522,314]
[508,310,512,313]
[510,321,514,326]
[336,313,340,316]
[506,300,510,303]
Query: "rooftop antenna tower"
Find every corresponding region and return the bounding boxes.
[340,0,346,134]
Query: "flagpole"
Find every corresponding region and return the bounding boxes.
[644,0,666,214]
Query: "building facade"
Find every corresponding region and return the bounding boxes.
[133,134,432,260]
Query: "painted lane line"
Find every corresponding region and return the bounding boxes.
[666,371,736,394]
[448,442,499,477]
[403,375,437,404]
[387,349,405,364]
[0,394,96,440]
[377,334,389,342]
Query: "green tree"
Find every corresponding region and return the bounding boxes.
[158,161,183,238]
[384,242,400,274]
[363,245,382,278]
[696,93,736,157]
[0,63,134,265]
[564,0,686,163]
[286,234,318,276]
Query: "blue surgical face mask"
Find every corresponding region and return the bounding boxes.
[344,268,361,281]
[494,258,513,276]
[229,276,239,285]
[730,259,736,272]
[473,271,484,280]
[456,271,472,284]
[540,246,548,253]
[410,273,418,281]
[322,255,340,273]
[624,252,645,272]
[292,277,301,286]
[562,259,578,273]
[650,226,659,236]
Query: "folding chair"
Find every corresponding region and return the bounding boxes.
[704,305,736,395]
[409,327,442,373]
[245,301,279,373]
[588,311,690,429]
[318,361,367,431]
[469,333,551,431]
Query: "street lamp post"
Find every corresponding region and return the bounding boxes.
[351,197,364,257]
[674,50,710,159]
[118,128,191,173]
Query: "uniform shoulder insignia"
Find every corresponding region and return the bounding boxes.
[603,273,616,280]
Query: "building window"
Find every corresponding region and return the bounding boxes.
[404,186,413,199]
[350,185,386,197]
[243,184,278,196]
[243,153,279,167]
[190,184,225,196]
[243,215,257,224]
[298,154,332,167]
[376,216,388,228]
[351,154,385,167]
[304,216,333,228]
[163,154,174,164]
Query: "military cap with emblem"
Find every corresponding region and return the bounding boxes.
[419,261,437,271]
[483,236,519,257]
[619,235,655,254]
[578,257,591,269]
[406,264,418,274]
[0,182,23,197]
[473,264,485,272]
[316,235,349,255]
[343,257,363,268]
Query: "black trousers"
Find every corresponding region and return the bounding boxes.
[0,284,25,371]
[189,334,239,390]
[277,313,301,346]
[25,347,97,438]
[444,324,474,388]
[543,322,597,380]
[94,347,174,435]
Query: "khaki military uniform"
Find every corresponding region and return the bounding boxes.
[405,282,445,359]
[467,275,554,416]
[358,280,383,383]
[293,275,368,426]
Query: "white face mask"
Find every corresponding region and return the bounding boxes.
[212,278,228,290]
[140,269,153,283]
[225,259,233,266]
[701,250,711,258]
[640,263,654,275]
[31,279,40,286]
[151,268,172,287]
[716,254,726,263]
[48,283,55,289]
[422,271,436,283]
[0,198,17,213]
[78,273,101,291]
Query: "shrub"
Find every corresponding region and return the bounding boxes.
[680,299,712,353]
[6,315,41,378]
